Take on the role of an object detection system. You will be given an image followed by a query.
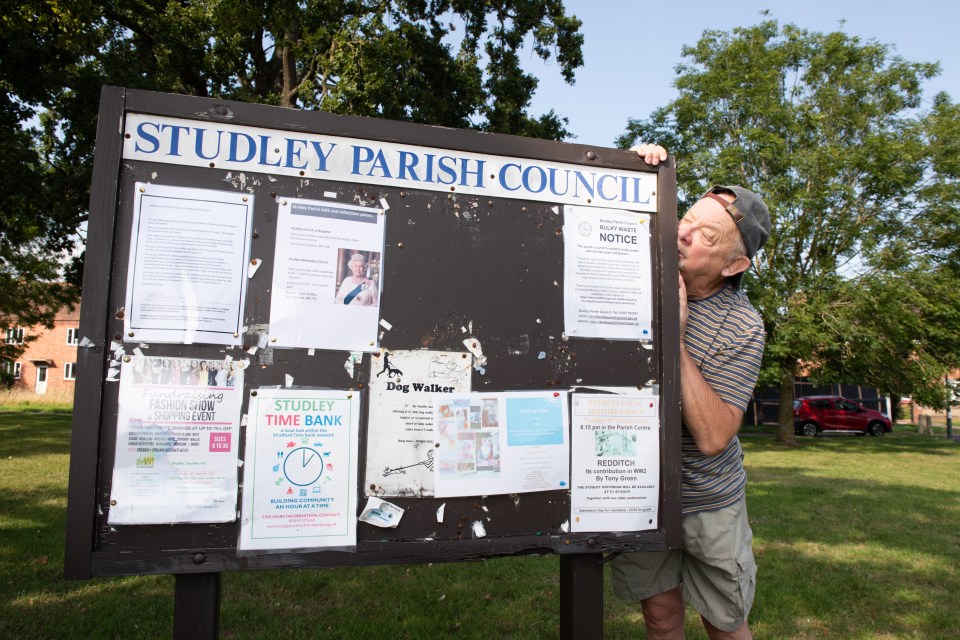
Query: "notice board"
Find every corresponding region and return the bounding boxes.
[65,87,681,579]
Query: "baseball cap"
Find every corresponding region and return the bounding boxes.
[702,185,770,287]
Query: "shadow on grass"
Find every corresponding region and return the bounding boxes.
[0,411,73,458]
[800,433,958,456]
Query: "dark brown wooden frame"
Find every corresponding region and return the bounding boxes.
[65,86,680,637]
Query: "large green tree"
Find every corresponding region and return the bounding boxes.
[0,0,583,375]
[618,19,960,442]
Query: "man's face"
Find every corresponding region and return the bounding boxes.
[677,196,741,282]
[349,261,364,277]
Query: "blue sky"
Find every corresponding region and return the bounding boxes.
[523,0,960,147]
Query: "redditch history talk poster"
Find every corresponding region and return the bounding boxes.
[108,356,245,524]
[123,182,253,346]
[239,388,360,552]
[365,350,472,497]
[569,390,660,532]
[563,205,652,341]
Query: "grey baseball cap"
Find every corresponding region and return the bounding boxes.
[702,185,770,287]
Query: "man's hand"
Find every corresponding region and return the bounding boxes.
[678,274,688,336]
[630,144,668,166]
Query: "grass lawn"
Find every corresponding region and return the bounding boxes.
[1,410,958,639]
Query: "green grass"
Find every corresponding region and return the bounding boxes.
[0,387,75,412]
[2,411,959,639]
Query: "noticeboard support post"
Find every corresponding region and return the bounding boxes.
[173,572,221,640]
[560,553,604,640]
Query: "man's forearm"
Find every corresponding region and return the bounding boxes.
[679,344,745,456]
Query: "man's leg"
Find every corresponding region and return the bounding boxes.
[702,616,752,640]
[681,500,756,639]
[640,587,686,640]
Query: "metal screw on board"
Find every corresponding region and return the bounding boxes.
[192,553,205,565]
[110,500,117,506]
[128,331,134,337]
[250,390,257,396]
[122,356,131,363]
[586,150,597,161]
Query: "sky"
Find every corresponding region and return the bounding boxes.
[523,0,960,147]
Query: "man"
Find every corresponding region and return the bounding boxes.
[610,144,770,640]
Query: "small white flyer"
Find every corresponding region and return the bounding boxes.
[358,497,405,528]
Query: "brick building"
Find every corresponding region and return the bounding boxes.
[3,306,80,396]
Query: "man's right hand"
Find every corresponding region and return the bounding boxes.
[630,144,668,166]
[678,274,689,337]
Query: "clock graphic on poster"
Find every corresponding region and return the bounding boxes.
[283,447,324,486]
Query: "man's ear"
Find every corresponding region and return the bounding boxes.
[721,255,751,278]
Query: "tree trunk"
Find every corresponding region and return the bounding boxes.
[281,38,296,108]
[776,369,798,445]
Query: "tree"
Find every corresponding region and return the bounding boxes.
[0,1,106,374]
[1,1,583,371]
[618,19,960,442]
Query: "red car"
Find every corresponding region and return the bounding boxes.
[793,396,892,437]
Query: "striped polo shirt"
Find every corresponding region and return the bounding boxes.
[681,284,765,515]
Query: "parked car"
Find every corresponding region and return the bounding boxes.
[793,396,893,437]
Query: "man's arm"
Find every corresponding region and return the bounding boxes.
[677,275,745,456]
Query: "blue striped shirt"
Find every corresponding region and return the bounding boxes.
[681,284,764,515]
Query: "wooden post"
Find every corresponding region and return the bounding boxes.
[560,554,604,640]
[174,573,221,640]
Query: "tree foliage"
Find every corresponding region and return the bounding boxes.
[0,0,583,372]
[618,19,960,439]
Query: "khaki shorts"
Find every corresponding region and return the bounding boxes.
[609,498,757,632]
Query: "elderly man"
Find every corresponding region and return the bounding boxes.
[610,144,770,640]
[335,252,379,306]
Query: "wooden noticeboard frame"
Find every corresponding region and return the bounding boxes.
[65,86,681,638]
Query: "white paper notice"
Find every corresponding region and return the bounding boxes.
[124,183,252,345]
[107,356,245,524]
[433,391,569,498]
[365,350,471,497]
[563,205,653,340]
[268,198,385,352]
[570,391,660,532]
[358,497,405,528]
[239,389,360,552]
